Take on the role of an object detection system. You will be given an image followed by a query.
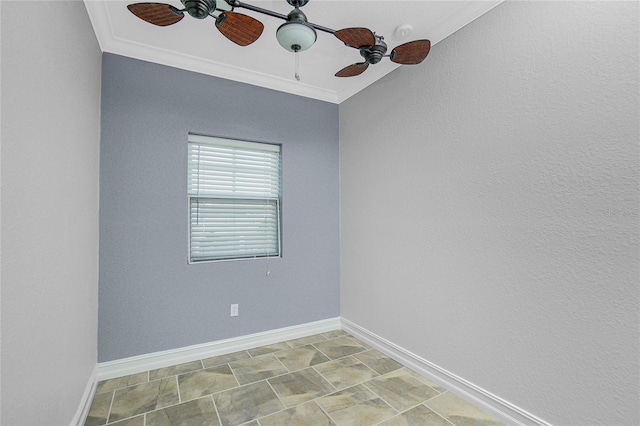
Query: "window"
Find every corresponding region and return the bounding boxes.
[188,134,281,263]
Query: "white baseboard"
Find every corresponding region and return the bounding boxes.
[71,364,98,426]
[341,318,551,426]
[94,316,547,426]
[97,317,340,381]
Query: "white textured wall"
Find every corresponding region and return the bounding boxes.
[1,1,101,424]
[340,2,639,425]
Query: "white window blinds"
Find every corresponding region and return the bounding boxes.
[188,134,281,262]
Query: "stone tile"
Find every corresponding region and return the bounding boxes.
[426,392,505,426]
[178,364,238,401]
[353,349,403,375]
[213,381,284,425]
[146,396,220,426]
[321,330,346,339]
[149,360,203,381]
[314,356,379,390]
[353,340,373,350]
[84,391,113,426]
[403,368,446,393]
[259,401,335,426]
[379,404,451,426]
[365,368,441,412]
[268,368,335,407]
[313,336,367,360]
[81,333,512,426]
[316,384,397,425]
[108,377,179,423]
[229,353,288,385]
[346,335,373,349]
[285,334,328,347]
[201,350,251,368]
[96,372,148,394]
[107,415,144,426]
[247,342,291,357]
[275,344,330,371]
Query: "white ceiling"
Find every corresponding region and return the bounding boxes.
[84,0,502,103]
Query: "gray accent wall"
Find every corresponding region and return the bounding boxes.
[1,1,102,424]
[99,54,339,362]
[340,2,639,425]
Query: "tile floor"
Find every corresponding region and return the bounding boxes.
[85,330,505,426]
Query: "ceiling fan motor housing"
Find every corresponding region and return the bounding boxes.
[286,0,309,7]
[361,39,387,64]
[181,0,217,19]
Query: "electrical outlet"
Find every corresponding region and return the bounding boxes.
[230,304,238,317]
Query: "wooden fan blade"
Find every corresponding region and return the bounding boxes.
[335,62,369,78]
[334,27,375,48]
[215,12,264,46]
[390,40,431,65]
[127,3,184,27]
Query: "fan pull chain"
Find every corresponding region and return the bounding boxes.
[295,50,300,81]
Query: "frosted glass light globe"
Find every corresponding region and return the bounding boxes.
[276,22,316,52]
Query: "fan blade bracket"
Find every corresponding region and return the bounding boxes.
[169,5,183,15]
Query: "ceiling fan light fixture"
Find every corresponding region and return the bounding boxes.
[276,22,316,52]
[126,0,433,78]
[276,8,316,52]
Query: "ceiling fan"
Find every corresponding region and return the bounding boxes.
[126,0,432,77]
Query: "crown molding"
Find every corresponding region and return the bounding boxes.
[84,1,503,104]
[335,0,503,103]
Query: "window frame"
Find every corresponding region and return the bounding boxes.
[187,134,282,264]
